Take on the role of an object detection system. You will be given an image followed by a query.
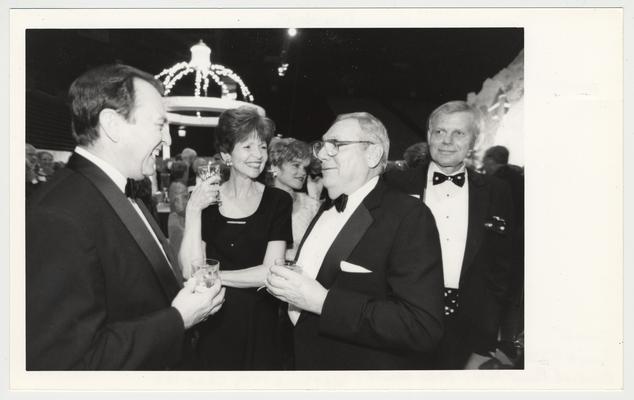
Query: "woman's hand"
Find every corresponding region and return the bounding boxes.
[186,176,221,213]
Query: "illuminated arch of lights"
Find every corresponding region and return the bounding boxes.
[155,40,263,128]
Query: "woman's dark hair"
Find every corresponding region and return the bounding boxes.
[403,142,430,169]
[215,106,275,154]
[483,145,510,165]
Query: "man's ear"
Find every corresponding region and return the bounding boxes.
[98,109,122,143]
[366,143,383,169]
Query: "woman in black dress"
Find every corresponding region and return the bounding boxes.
[179,106,292,370]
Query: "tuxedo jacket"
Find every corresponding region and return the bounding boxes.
[291,179,444,370]
[385,162,515,354]
[26,153,188,370]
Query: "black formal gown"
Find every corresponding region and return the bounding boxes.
[197,186,292,370]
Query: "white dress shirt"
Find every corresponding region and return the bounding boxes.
[75,147,172,268]
[289,176,379,324]
[424,162,469,289]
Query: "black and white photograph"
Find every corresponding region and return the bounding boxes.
[6,5,624,393]
[23,26,525,372]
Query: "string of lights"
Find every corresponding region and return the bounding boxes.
[155,40,254,102]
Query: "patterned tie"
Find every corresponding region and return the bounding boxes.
[432,171,465,187]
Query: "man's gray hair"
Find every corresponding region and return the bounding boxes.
[182,148,197,158]
[334,112,390,172]
[427,100,483,141]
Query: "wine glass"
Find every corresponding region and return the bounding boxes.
[197,162,222,206]
[197,163,222,181]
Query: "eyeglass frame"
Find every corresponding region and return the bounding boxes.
[312,139,376,157]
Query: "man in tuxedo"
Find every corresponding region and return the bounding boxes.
[26,64,225,370]
[385,101,515,369]
[482,145,524,351]
[266,112,444,370]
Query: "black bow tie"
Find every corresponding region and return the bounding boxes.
[433,171,465,187]
[125,178,137,198]
[324,194,348,212]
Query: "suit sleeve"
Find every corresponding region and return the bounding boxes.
[319,202,445,353]
[26,208,185,370]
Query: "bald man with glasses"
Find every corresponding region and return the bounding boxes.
[265,112,444,370]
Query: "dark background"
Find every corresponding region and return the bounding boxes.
[25,28,523,159]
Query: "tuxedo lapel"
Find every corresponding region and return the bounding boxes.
[135,199,184,287]
[296,180,384,325]
[314,204,373,287]
[67,153,182,301]
[460,169,488,282]
[292,201,328,263]
[411,163,430,199]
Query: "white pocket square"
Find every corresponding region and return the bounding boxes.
[409,193,420,199]
[340,261,372,273]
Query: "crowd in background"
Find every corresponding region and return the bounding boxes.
[25,144,65,197]
[26,139,522,206]
[26,133,524,370]
[25,63,524,371]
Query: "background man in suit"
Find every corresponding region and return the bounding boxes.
[482,145,524,357]
[385,101,515,369]
[265,112,444,370]
[26,64,225,370]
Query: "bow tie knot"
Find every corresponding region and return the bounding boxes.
[324,194,348,212]
[433,171,465,187]
[125,178,137,198]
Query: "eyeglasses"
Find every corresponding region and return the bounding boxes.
[312,139,375,157]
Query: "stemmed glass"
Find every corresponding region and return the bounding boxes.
[197,162,222,206]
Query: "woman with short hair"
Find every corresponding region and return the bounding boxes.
[266,137,323,260]
[180,106,292,370]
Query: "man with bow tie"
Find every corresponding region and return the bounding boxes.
[385,100,515,369]
[265,112,444,370]
[26,65,225,370]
